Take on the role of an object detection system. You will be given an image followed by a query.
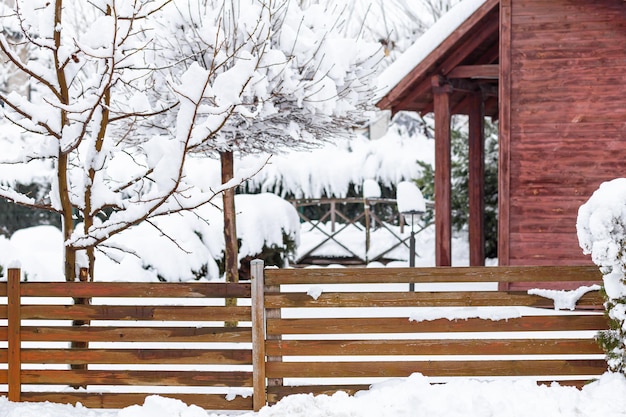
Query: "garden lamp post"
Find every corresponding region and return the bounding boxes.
[397,181,426,291]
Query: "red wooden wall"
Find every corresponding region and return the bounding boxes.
[499,0,626,265]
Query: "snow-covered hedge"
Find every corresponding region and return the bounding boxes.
[577,178,626,373]
[1,193,299,282]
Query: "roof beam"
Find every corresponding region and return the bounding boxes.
[438,13,500,75]
[447,64,499,80]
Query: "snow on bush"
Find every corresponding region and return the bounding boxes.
[2,194,299,282]
[577,177,626,372]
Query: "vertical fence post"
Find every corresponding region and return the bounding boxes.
[7,268,21,402]
[250,260,266,411]
[71,268,90,373]
[265,273,283,397]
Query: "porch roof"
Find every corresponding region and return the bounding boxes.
[376,0,500,118]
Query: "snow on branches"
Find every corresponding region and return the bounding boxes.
[0,0,382,281]
[156,0,383,154]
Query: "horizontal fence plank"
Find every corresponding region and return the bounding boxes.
[19,392,253,411]
[266,379,596,403]
[20,326,252,343]
[264,291,604,309]
[263,265,607,406]
[21,369,253,387]
[266,315,607,335]
[266,359,607,379]
[20,305,250,321]
[0,265,609,411]
[267,384,369,402]
[18,282,252,299]
[265,266,602,285]
[266,339,603,357]
[22,348,252,365]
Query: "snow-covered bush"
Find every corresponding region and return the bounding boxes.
[577,178,626,373]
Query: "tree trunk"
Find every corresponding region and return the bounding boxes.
[221,151,239,327]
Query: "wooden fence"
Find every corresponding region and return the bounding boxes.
[251,262,607,404]
[0,268,260,410]
[290,197,431,265]
[0,263,609,411]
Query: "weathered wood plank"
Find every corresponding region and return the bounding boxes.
[264,291,603,309]
[266,315,607,335]
[433,75,452,267]
[20,326,252,343]
[250,259,267,411]
[508,233,587,265]
[19,282,251,299]
[19,392,253,411]
[265,339,603,357]
[21,369,253,387]
[447,64,499,79]
[468,91,485,266]
[266,379,596,404]
[504,0,626,266]
[499,0,512,265]
[21,348,252,365]
[267,385,369,403]
[266,359,607,379]
[19,305,251,321]
[7,268,21,402]
[264,266,601,285]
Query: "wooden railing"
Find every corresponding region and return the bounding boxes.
[0,264,609,411]
[0,268,260,410]
[290,197,431,265]
[252,262,607,404]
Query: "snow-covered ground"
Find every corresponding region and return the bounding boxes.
[1,0,623,413]
[0,197,619,417]
[1,372,625,417]
[1,199,619,417]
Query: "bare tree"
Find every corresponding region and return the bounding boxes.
[153,0,382,288]
[0,0,262,282]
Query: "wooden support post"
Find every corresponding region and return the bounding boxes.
[7,268,21,402]
[499,0,512,271]
[468,92,485,266]
[250,260,266,411]
[364,199,371,263]
[71,268,90,372]
[265,278,283,398]
[432,75,453,266]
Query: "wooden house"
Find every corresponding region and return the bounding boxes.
[377,0,626,268]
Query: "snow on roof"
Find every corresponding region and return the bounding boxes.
[376,0,489,97]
